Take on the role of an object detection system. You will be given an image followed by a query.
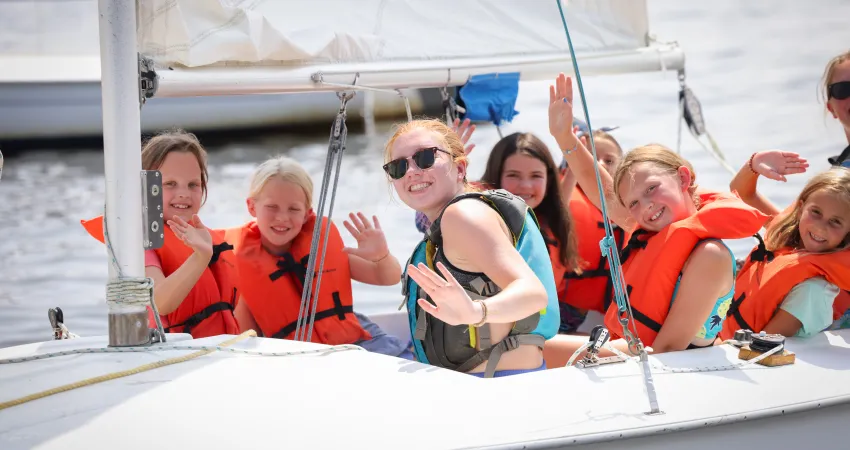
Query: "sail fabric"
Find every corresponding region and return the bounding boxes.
[136,0,652,68]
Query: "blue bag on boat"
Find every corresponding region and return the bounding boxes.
[457,73,520,125]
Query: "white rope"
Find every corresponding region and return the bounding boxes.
[106,277,154,308]
[0,342,365,365]
[565,342,592,367]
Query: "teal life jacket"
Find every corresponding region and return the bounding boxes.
[399,189,560,378]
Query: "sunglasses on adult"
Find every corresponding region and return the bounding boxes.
[828,81,850,100]
[383,147,452,180]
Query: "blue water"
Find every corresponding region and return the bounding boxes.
[1,0,848,348]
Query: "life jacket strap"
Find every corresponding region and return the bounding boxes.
[165,300,234,335]
[454,334,546,378]
[209,242,234,266]
[725,292,754,332]
[270,253,309,287]
[271,292,352,340]
[748,233,774,263]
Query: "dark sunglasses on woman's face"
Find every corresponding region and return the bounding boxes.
[383,147,452,180]
[828,81,850,100]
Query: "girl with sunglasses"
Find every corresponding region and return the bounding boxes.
[386,119,560,378]
[824,50,850,167]
[413,123,625,335]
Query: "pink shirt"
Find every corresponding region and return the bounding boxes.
[144,249,162,270]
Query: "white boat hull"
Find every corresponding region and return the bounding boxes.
[2,310,848,449]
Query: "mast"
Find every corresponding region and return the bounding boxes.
[98,0,149,346]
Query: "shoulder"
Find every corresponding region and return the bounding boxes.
[685,240,733,276]
[441,198,509,241]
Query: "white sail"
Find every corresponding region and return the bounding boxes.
[136,0,684,96]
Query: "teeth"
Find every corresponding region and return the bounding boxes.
[649,208,663,221]
[809,231,826,243]
[171,204,190,209]
[409,182,430,192]
[271,226,290,233]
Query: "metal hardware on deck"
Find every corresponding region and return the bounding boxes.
[141,170,164,250]
[138,54,158,106]
[0,148,3,181]
[577,326,627,368]
[48,308,78,340]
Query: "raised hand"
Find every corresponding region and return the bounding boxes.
[548,73,577,151]
[407,261,482,326]
[751,151,809,182]
[451,118,476,155]
[168,214,213,260]
[342,212,390,262]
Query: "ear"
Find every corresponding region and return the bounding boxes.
[247,197,257,218]
[456,159,468,182]
[676,166,693,193]
[827,102,837,118]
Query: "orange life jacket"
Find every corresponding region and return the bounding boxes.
[603,190,768,347]
[225,213,371,345]
[563,187,629,313]
[537,221,569,301]
[80,216,240,338]
[719,241,850,340]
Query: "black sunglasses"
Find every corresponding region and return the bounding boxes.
[383,147,451,180]
[828,81,850,100]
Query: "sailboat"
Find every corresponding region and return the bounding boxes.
[2,1,849,449]
[0,0,424,140]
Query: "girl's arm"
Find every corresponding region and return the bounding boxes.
[348,253,402,286]
[145,253,211,315]
[233,295,261,336]
[730,150,809,221]
[344,212,402,286]
[651,240,733,353]
[406,199,548,326]
[548,74,635,231]
[150,215,214,315]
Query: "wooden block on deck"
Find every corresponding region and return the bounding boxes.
[738,346,796,367]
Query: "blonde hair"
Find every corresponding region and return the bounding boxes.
[383,118,477,191]
[612,144,698,207]
[765,167,850,252]
[249,156,313,207]
[820,50,850,106]
[141,129,209,203]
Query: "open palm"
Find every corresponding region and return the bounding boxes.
[342,212,389,262]
[168,214,213,259]
[548,73,577,151]
[752,151,809,181]
[407,262,480,326]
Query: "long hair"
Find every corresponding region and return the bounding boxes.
[766,167,850,252]
[479,132,578,269]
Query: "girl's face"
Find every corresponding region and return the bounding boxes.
[593,138,622,175]
[247,177,309,255]
[827,59,850,133]
[618,162,695,232]
[798,189,850,253]
[387,129,464,218]
[500,153,547,209]
[160,151,204,223]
